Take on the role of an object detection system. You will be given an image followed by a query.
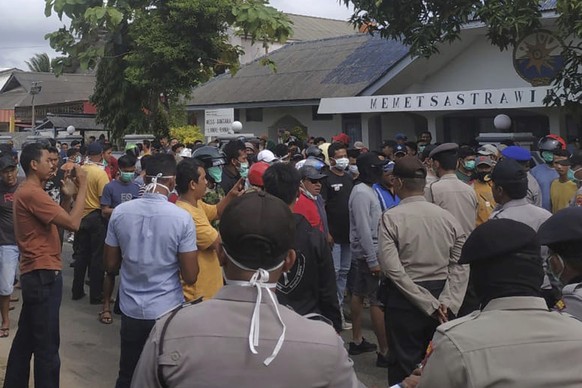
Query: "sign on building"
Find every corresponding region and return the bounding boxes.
[204,109,234,137]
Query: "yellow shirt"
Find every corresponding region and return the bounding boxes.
[550,179,577,214]
[82,163,110,217]
[176,199,222,301]
[473,180,496,226]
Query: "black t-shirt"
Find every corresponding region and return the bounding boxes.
[321,170,353,244]
[0,180,18,245]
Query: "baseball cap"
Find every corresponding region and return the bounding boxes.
[0,156,17,171]
[395,133,408,141]
[475,156,494,167]
[257,150,278,164]
[248,161,270,187]
[332,133,350,145]
[393,155,427,179]
[245,142,256,152]
[478,144,499,157]
[356,152,388,171]
[299,165,326,180]
[460,219,539,264]
[354,141,367,150]
[394,144,407,155]
[219,191,295,270]
[87,142,103,156]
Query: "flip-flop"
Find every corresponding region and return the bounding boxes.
[98,310,113,325]
[0,328,9,338]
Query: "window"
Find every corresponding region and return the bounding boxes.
[246,108,263,122]
[312,105,333,121]
[234,109,240,121]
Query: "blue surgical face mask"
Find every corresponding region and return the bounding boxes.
[208,166,223,183]
[542,151,554,164]
[464,160,476,171]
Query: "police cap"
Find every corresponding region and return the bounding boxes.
[490,158,527,184]
[460,219,540,264]
[538,207,582,248]
[393,155,427,179]
[501,146,531,162]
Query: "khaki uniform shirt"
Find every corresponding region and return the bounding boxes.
[527,172,542,207]
[419,297,582,387]
[131,285,364,388]
[378,196,469,315]
[425,174,478,237]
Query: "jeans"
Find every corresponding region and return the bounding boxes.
[0,245,19,296]
[4,270,62,388]
[115,314,156,388]
[332,243,351,306]
[72,210,106,301]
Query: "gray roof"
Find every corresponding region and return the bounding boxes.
[43,114,104,131]
[0,71,95,107]
[187,34,409,108]
[0,88,27,109]
[286,14,358,41]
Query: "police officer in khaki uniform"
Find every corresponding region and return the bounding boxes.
[378,156,469,386]
[130,191,364,388]
[425,143,478,237]
[418,219,582,388]
[539,207,582,320]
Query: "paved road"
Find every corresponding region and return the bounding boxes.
[0,243,387,387]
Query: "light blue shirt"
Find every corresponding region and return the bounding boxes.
[105,193,197,320]
[530,163,558,212]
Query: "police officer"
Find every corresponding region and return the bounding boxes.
[501,145,542,207]
[418,219,582,387]
[425,143,478,237]
[538,207,582,320]
[130,192,364,388]
[378,156,468,386]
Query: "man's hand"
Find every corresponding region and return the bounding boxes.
[60,178,78,198]
[74,165,88,187]
[435,304,449,324]
[228,178,245,197]
[369,265,382,276]
[401,374,421,388]
[326,233,334,246]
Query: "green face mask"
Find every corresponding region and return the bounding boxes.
[542,151,554,163]
[237,162,249,179]
[208,166,223,183]
[119,171,134,183]
[464,160,476,171]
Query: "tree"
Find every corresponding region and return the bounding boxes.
[26,53,52,72]
[43,0,292,141]
[346,0,582,108]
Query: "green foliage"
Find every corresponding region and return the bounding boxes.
[170,125,204,145]
[26,53,52,72]
[43,0,292,139]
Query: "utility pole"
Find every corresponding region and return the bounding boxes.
[29,81,42,130]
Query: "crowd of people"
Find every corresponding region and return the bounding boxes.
[1,129,582,387]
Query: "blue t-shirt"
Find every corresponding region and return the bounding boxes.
[530,163,558,212]
[101,179,141,209]
[373,183,400,211]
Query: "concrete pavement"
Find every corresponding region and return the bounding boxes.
[0,243,387,387]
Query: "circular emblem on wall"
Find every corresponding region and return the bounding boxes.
[513,29,564,86]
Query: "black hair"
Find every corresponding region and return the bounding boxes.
[71,140,80,147]
[143,139,151,148]
[273,143,289,158]
[347,148,361,159]
[433,150,458,170]
[47,146,59,154]
[79,145,87,156]
[382,140,397,149]
[47,138,56,147]
[176,158,204,195]
[314,137,326,144]
[327,142,347,159]
[553,149,571,158]
[458,146,476,159]
[118,155,137,169]
[263,163,301,205]
[67,148,79,158]
[419,131,432,139]
[171,143,185,153]
[61,142,69,147]
[405,141,418,153]
[20,143,46,176]
[103,143,113,152]
[151,140,162,150]
[89,136,96,141]
[140,154,152,172]
[223,140,245,163]
[145,153,176,179]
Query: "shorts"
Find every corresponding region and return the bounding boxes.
[0,245,19,296]
[352,259,383,306]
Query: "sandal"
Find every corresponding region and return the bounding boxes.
[98,310,113,325]
[0,328,9,338]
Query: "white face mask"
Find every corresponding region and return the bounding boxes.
[333,157,349,170]
[143,173,174,197]
[222,249,286,366]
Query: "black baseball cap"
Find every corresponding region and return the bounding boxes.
[219,191,295,270]
[0,156,17,171]
[356,152,388,171]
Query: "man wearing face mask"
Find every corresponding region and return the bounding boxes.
[220,140,248,194]
[539,207,582,320]
[531,135,565,211]
[191,146,227,208]
[379,156,468,385]
[472,156,496,226]
[426,143,478,238]
[455,146,477,184]
[98,155,141,324]
[104,153,199,388]
[294,165,327,233]
[321,142,354,330]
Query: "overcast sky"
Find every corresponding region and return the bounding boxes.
[0,0,354,70]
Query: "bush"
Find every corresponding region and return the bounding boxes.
[170,125,204,145]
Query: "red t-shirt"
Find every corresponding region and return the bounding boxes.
[293,192,323,232]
